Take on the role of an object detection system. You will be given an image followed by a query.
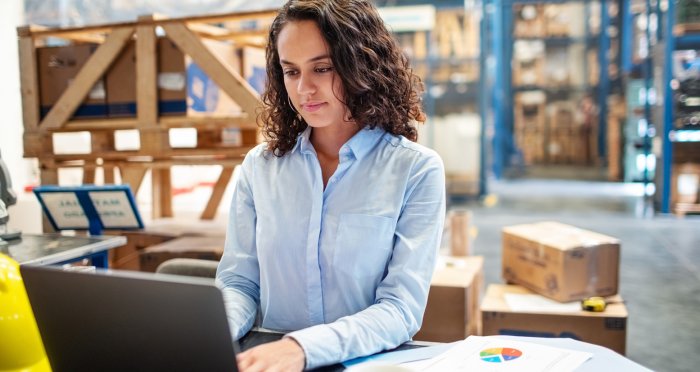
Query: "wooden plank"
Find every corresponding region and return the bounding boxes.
[48,114,254,132]
[162,23,260,117]
[136,18,158,127]
[119,166,147,194]
[91,130,115,153]
[200,166,234,219]
[39,160,59,233]
[39,27,135,130]
[17,29,40,132]
[186,22,231,38]
[26,9,277,39]
[83,164,96,184]
[140,128,170,154]
[151,168,173,218]
[61,118,140,131]
[46,145,251,162]
[103,165,116,184]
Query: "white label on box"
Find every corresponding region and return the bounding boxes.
[158,72,186,90]
[88,191,139,228]
[88,80,106,100]
[504,293,581,313]
[41,192,89,228]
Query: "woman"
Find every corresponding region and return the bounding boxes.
[215,1,446,370]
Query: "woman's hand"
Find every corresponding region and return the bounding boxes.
[236,338,306,372]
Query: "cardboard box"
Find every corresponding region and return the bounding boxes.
[414,256,483,342]
[502,221,620,302]
[38,44,107,119]
[105,38,241,117]
[108,230,178,271]
[481,284,627,355]
[139,236,225,273]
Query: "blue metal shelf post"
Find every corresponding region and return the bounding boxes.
[661,0,675,213]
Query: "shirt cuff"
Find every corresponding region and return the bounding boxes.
[286,325,341,370]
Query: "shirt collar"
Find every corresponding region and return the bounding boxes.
[293,126,314,155]
[342,125,386,161]
[293,125,386,159]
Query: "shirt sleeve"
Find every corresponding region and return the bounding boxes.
[287,152,446,369]
[215,150,260,340]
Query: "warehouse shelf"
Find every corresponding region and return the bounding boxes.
[484,0,615,177]
[659,1,700,213]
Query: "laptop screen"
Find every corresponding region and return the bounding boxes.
[20,265,239,372]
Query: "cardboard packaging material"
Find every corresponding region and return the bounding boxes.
[481,284,627,355]
[105,38,242,118]
[502,221,620,302]
[414,256,483,342]
[139,236,225,273]
[449,209,472,256]
[38,44,107,119]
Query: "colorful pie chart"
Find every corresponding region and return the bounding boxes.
[480,347,523,363]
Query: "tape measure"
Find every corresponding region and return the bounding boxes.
[581,297,607,312]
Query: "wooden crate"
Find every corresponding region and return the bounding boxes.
[18,10,276,222]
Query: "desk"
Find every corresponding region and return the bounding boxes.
[0,233,127,268]
[239,332,651,371]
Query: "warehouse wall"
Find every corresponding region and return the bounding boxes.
[1,0,43,234]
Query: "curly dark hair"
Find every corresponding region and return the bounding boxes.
[259,0,426,156]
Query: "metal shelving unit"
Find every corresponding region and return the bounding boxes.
[483,0,615,178]
[658,0,700,213]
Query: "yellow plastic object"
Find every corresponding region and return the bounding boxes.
[581,296,607,312]
[0,254,51,372]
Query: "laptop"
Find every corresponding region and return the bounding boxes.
[20,265,239,372]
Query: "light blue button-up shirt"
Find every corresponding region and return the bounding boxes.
[215,126,445,369]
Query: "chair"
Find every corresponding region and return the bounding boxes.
[155,258,219,279]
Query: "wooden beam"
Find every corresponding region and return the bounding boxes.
[186,22,231,38]
[26,9,278,39]
[119,166,147,194]
[200,166,234,220]
[17,28,40,132]
[136,19,158,127]
[39,160,59,233]
[162,23,260,117]
[103,165,116,184]
[83,164,96,184]
[151,168,173,218]
[39,27,134,130]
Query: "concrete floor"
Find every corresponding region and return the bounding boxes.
[453,178,700,372]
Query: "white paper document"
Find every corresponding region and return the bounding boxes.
[504,293,581,313]
[401,336,592,372]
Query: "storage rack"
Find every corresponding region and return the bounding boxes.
[377,0,487,199]
[657,0,700,214]
[484,0,616,178]
[17,10,275,220]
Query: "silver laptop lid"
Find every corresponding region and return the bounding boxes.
[20,265,238,372]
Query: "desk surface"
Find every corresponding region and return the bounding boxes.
[1,233,126,266]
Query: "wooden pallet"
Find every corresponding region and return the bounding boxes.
[674,203,700,217]
[18,10,276,222]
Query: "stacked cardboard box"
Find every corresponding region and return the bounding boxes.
[501,221,620,302]
[481,284,627,354]
[38,44,107,119]
[106,38,242,118]
[415,256,483,342]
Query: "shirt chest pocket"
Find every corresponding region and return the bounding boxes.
[334,213,394,279]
